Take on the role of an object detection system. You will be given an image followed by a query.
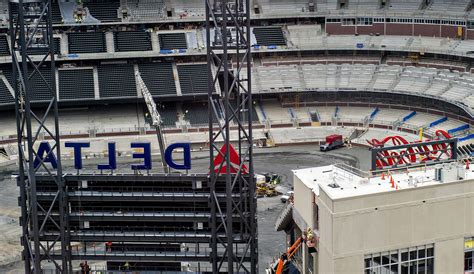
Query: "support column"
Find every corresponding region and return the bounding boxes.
[93,66,100,100]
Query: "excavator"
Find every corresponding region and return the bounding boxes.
[272,237,304,274]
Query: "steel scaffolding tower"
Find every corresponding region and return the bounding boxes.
[9,0,71,273]
[206,0,258,273]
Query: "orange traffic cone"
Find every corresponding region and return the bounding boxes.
[467,159,470,170]
[381,172,385,180]
[390,176,395,188]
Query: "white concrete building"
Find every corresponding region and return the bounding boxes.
[276,161,474,274]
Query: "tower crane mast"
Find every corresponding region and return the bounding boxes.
[136,71,169,173]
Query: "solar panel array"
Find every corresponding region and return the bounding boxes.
[138,62,177,96]
[158,33,187,50]
[98,64,137,98]
[253,27,286,46]
[177,64,208,95]
[83,0,120,22]
[0,35,9,56]
[0,77,13,104]
[59,69,95,100]
[68,32,107,54]
[114,31,152,52]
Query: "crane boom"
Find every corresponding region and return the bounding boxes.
[136,71,169,173]
[274,237,303,274]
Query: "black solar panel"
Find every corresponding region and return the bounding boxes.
[26,38,61,55]
[59,69,95,100]
[83,0,120,22]
[114,31,152,52]
[158,33,187,50]
[177,64,208,95]
[51,1,63,24]
[28,66,54,102]
[0,77,13,104]
[98,64,137,98]
[253,27,286,46]
[138,62,177,96]
[0,35,9,56]
[68,32,107,54]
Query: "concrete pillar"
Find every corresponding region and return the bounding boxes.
[151,31,160,52]
[55,68,60,100]
[93,66,100,100]
[106,32,115,53]
[173,63,182,96]
[59,33,68,55]
[134,64,142,98]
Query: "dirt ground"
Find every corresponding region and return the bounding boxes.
[0,144,368,273]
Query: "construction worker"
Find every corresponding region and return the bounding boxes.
[79,261,91,274]
[106,241,112,253]
[123,261,130,271]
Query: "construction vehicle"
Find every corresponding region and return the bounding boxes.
[257,183,278,197]
[320,134,344,152]
[270,237,303,274]
[136,71,168,173]
[280,191,294,203]
[264,173,282,184]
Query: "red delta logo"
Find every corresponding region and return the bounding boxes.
[367,129,455,169]
[213,144,248,174]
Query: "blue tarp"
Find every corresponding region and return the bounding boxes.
[428,116,447,128]
[370,107,379,119]
[448,124,470,135]
[402,111,416,122]
[459,133,474,142]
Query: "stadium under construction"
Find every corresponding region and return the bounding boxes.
[0,0,473,273]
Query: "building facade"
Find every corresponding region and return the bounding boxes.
[277,162,474,273]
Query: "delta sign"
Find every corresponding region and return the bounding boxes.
[33,141,191,171]
[33,141,246,173]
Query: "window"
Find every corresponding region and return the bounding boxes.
[357,17,373,26]
[327,18,342,23]
[466,237,474,272]
[342,18,356,26]
[365,244,434,274]
[468,21,474,29]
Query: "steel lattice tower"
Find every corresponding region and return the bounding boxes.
[9,0,71,273]
[206,0,258,273]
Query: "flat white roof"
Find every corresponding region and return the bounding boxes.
[293,162,474,200]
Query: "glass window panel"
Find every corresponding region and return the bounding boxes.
[390,264,399,274]
[401,262,409,274]
[417,259,427,274]
[409,261,417,274]
[390,252,399,264]
[409,250,417,260]
[427,248,434,257]
[382,255,390,266]
[401,252,409,262]
[418,248,425,258]
[365,258,372,268]
[426,258,434,274]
